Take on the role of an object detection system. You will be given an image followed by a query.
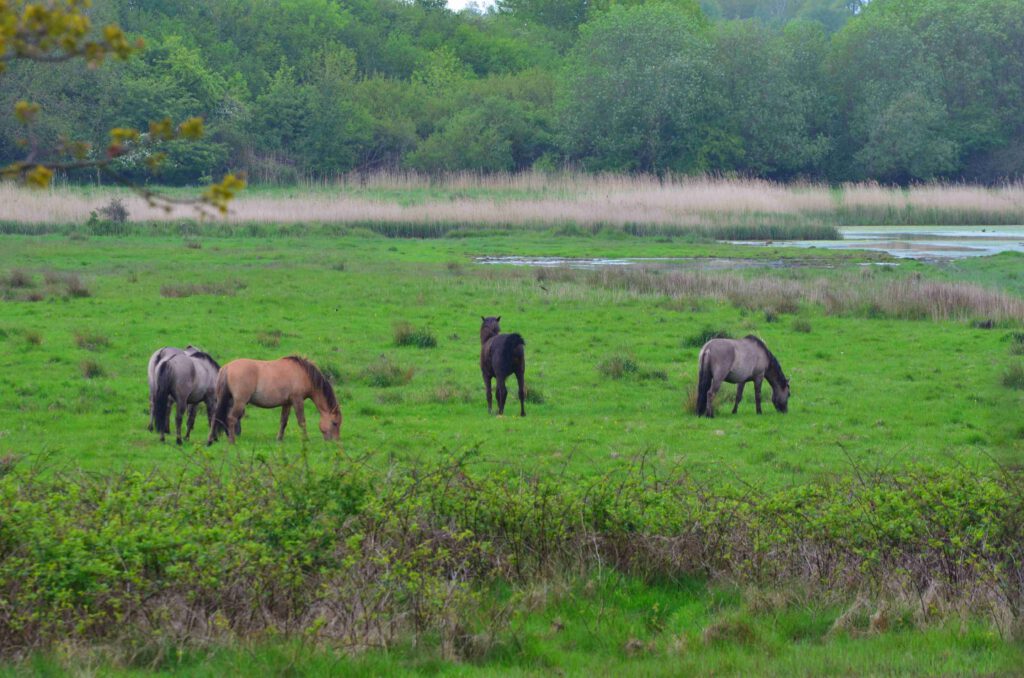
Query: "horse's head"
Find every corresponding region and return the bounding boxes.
[319,406,342,441]
[772,379,790,413]
[480,316,501,342]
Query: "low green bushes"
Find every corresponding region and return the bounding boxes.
[1,454,1022,658]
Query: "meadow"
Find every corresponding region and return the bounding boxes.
[1,209,1024,674]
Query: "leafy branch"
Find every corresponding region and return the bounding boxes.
[0,0,244,213]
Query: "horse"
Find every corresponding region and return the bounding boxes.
[695,335,790,417]
[480,316,527,417]
[152,348,221,444]
[147,348,204,432]
[207,356,341,444]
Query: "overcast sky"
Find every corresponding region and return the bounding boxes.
[447,0,495,11]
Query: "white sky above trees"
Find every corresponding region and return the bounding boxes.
[447,0,495,11]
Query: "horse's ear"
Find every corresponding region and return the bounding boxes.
[496,316,501,322]
[481,316,486,322]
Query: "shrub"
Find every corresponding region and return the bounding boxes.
[1,457,1021,659]
[394,322,437,348]
[682,326,730,349]
[75,331,109,351]
[362,355,414,387]
[97,197,129,223]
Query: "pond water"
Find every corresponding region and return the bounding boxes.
[475,226,1024,271]
[474,256,837,270]
[733,226,1024,261]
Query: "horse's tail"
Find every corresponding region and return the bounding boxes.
[696,348,712,417]
[153,359,174,434]
[502,333,525,373]
[211,368,233,437]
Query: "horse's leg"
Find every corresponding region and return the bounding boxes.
[754,377,763,415]
[278,403,292,441]
[293,399,309,440]
[496,377,508,416]
[205,396,215,435]
[484,375,493,414]
[226,402,246,444]
[174,397,186,445]
[184,404,198,441]
[515,369,526,417]
[706,374,725,418]
[732,382,745,414]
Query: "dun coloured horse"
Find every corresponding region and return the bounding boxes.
[207,356,341,444]
[152,348,221,444]
[696,336,790,417]
[480,316,527,416]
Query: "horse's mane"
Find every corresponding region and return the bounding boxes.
[188,350,220,371]
[744,335,787,383]
[284,356,339,412]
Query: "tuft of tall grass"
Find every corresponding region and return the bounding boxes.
[362,355,414,388]
[160,281,241,298]
[1002,363,1024,390]
[393,322,437,348]
[80,359,104,379]
[74,331,109,351]
[682,326,732,349]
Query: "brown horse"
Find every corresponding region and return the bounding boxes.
[480,316,526,416]
[696,336,790,417]
[207,356,341,444]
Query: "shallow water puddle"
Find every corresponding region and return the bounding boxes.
[474,255,836,270]
[734,226,1024,261]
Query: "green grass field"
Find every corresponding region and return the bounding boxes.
[2,229,1023,674]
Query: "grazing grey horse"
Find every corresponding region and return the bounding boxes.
[696,336,790,417]
[147,346,200,431]
[151,348,221,444]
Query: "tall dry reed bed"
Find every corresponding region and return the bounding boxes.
[2,175,1023,230]
[583,268,1024,323]
[1,454,1022,659]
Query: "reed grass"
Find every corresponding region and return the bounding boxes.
[4,174,1023,234]
[584,268,1024,323]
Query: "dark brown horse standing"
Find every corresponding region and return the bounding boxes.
[696,335,790,417]
[480,316,526,416]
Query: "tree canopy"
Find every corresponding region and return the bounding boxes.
[2,0,1022,185]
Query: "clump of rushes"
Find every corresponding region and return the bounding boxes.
[394,322,437,348]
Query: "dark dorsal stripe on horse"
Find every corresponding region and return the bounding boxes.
[283,356,339,413]
[744,335,787,384]
[189,350,220,371]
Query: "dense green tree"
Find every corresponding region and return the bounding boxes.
[558,2,710,172]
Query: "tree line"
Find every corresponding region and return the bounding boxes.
[1,0,1020,185]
